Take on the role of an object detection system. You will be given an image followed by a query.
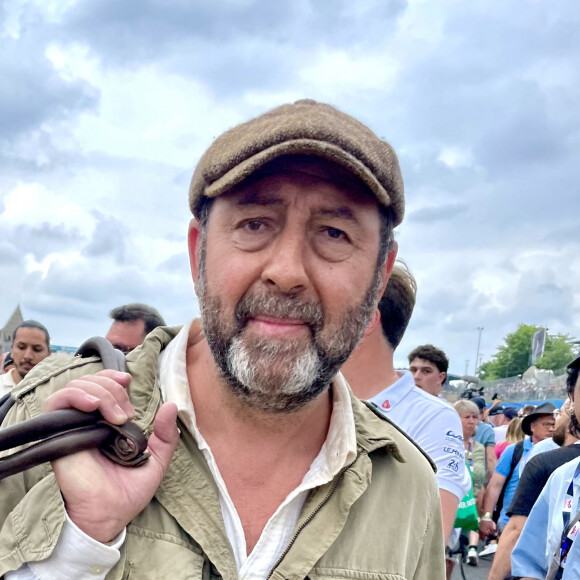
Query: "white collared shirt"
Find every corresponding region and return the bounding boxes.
[12,321,357,580]
[0,368,17,398]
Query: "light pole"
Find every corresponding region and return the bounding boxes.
[475,327,484,375]
[465,360,470,375]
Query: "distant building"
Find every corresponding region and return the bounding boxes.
[1,306,24,353]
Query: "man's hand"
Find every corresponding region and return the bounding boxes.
[488,515,527,580]
[478,517,496,538]
[44,370,179,543]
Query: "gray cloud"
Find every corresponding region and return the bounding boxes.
[408,203,468,223]
[157,252,190,274]
[82,213,128,263]
[11,223,85,260]
[0,28,98,140]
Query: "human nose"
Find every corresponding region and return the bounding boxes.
[261,231,309,294]
[22,348,34,361]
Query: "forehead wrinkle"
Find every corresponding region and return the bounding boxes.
[235,188,287,208]
[314,206,359,225]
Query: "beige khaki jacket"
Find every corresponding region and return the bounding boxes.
[0,326,445,579]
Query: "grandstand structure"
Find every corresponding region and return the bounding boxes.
[444,367,568,403]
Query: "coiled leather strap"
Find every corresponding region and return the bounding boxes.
[0,337,149,480]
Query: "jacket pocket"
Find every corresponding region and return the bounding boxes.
[307,570,407,580]
[115,527,206,580]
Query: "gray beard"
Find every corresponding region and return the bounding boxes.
[197,250,382,414]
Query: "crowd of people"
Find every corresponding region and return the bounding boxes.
[0,100,578,580]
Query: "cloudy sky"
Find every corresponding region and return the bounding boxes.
[1,0,578,376]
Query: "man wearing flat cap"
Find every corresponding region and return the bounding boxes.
[0,100,444,579]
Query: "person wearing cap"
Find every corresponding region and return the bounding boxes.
[510,355,580,580]
[480,400,556,540]
[491,405,520,444]
[525,398,574,461]
[0,100,444,579]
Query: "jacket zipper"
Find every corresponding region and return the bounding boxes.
[266,449,363,580]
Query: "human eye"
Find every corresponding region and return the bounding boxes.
[232,217,275,251]
[244,220,267,232]
[313,225,354,262]
[325,227,347,240]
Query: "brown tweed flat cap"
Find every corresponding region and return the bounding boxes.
[189,99,405,226]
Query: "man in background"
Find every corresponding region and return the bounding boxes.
[342,262,471,540]
[0,320,51,397]
[105,303,166,354]
[408,344,448,398]
[489,405,519,444]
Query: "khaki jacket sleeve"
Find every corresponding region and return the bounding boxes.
[0,356,106,576]
[411,476,446,580]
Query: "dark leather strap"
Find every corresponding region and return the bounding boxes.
[0,338,149,480]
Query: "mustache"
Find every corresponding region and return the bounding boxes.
[235,292,324,332]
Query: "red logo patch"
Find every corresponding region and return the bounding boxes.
[382,400,391,409]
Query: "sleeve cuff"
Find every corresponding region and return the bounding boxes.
[28,513,125,580]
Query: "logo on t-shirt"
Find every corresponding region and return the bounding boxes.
[445,430,463,443]
[381,400,391,410]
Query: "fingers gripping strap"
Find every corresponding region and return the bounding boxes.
[0,337,149,480]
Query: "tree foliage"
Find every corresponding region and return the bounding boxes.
[477,324,576,380]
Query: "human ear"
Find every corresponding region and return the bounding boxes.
[188,219,202,291]
[378,241,398,297]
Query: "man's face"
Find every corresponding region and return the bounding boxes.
[191,168,391,413]
[409,357,446,397]
[105,320,147,354]
[530,414,556,443]
[552,399,572,446]
[11,327,50,379]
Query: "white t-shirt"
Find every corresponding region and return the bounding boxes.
[368,370,471,501]
[0,369,16,399]
[494,424,508,443]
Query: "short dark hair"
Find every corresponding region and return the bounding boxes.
[109,304,166,335]
[13,320,50,349]
[377,260,417,349]
[566,365,580,438]
[408,344,449,374]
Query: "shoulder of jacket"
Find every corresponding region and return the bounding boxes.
[5,354,107,422]
[353,395,437,474]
